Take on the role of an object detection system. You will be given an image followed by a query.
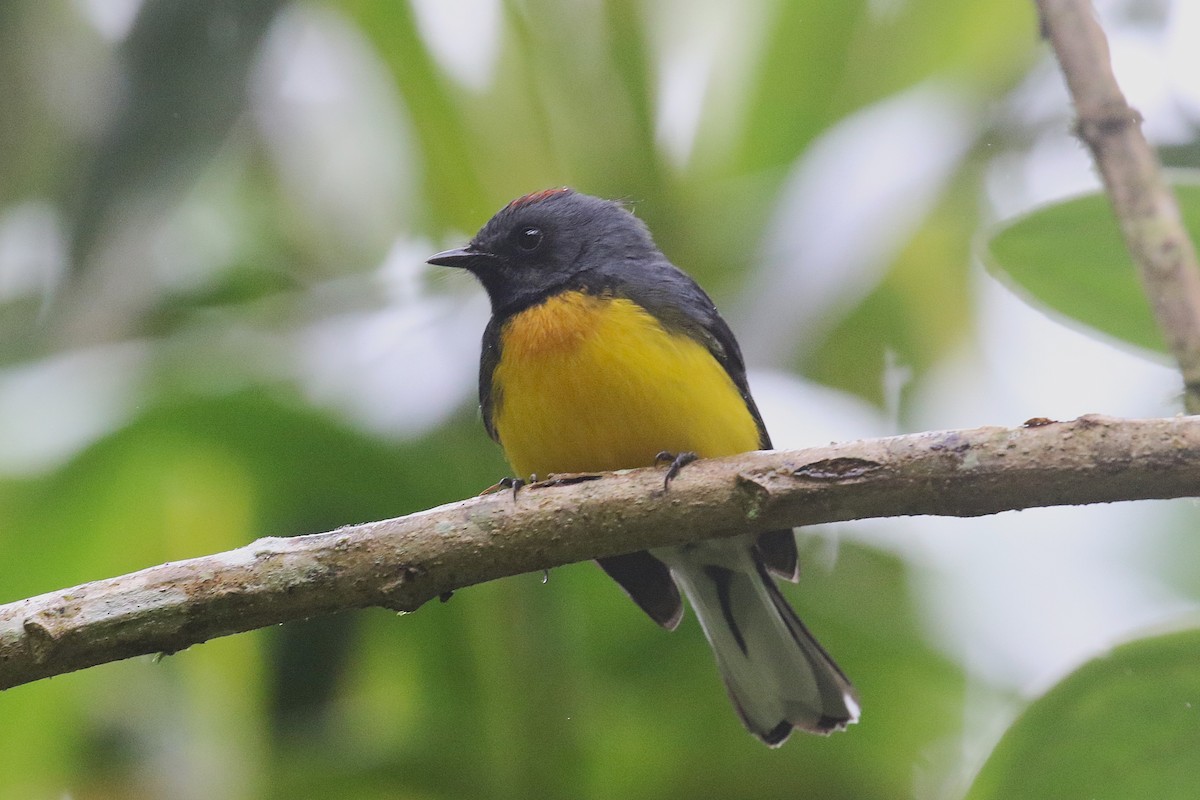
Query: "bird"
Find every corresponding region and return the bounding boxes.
[428,188,858,745]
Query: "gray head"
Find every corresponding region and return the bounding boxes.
[427,188,663,314]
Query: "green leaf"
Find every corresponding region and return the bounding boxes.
[341,0,489,234]
[966,627,1200,800]
[734,0,870,173]
[983,177,1200,355]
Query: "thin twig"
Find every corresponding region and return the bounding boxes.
[1036,0,1200,413]
[2,414,1198,691]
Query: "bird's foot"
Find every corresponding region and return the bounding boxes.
[481,475,534,500]
[654,450,698,491]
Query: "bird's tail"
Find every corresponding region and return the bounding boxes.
[656,539,859,746]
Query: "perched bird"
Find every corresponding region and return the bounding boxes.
[429,188,858,745]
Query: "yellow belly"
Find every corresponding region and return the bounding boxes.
[491,291,761,478]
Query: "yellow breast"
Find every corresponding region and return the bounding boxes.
[490,291,761,478]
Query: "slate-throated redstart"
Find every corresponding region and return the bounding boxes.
[429,188,858,745]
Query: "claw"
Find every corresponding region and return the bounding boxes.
[498,476,526,500]
[656,451,698,491]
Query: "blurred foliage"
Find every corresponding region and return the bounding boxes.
[984,176,1200,357]
[1,0,1197,798]
[965,627,1200,800]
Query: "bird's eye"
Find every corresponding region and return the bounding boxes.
[515,226,543,251]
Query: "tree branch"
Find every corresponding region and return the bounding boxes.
[1036,0,1200,413]
[2,414,1198,690]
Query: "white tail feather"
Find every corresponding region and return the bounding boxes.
[653,537,858,745]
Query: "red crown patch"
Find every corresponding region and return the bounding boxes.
[506,187,573,210]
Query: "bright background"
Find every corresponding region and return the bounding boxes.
[2,1,1199,798]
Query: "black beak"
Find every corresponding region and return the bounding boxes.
[427,246,487,268]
